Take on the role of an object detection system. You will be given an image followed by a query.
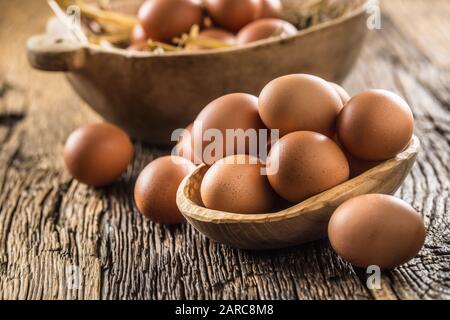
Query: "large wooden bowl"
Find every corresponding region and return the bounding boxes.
[27,0,370,145]
[176,136,420,250]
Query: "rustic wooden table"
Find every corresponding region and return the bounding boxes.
[0,0,449,300]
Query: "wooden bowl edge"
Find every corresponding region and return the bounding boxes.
[177,135,421,224]
[69,0,371,58]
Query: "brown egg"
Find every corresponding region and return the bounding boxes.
[64,123,133,187]
[346,153,381,178]
[201,155,276,214]
[267,131,349,203]
[258,0,283,19]
[337,89,414,161]
[134,156,195,224]
[334,135,381,178]
[128,24,148,51]
[329,82,351,105]
[205,0,262,33]
[131,23,148,44]
[187,28,236,51]
[259,74,343,138]
[138,0,203,42]
[328,194,426,269]
[237,18,297,44]
[192,93,266,164]
[174,123,201,164]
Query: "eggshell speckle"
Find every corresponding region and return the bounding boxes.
[134,156,195,224]
[267,131,349,203]
[201,155,276,214]
[237,18,297,44]
[337,89,414,161]
[63,123,133,187]
[259,74,343,137]
[328,194,426,269]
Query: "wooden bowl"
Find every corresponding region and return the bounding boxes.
[176,136,420,250]
[27,0,370,146]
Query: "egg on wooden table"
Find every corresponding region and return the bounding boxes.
[328,194,426,269]
[63,123,133,187]
[134,156,195,224]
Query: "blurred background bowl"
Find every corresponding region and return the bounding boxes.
[27,0,370,145]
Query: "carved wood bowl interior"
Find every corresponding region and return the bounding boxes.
[27,0,370,146]
[176,136,420,250]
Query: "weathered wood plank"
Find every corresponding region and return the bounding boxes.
[0,0,448,300]
[378,1,450,300]
[343,0,450,299]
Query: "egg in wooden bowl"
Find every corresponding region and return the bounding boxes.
[176,136,420,250]
[176,72,420,251]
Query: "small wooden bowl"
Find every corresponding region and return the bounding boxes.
[26,0,370,146]
[176,136,420,250]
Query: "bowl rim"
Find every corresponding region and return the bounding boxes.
[81,0,371,58]
[177,135,420,224]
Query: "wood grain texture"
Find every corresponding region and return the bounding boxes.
[0,0,449,300]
